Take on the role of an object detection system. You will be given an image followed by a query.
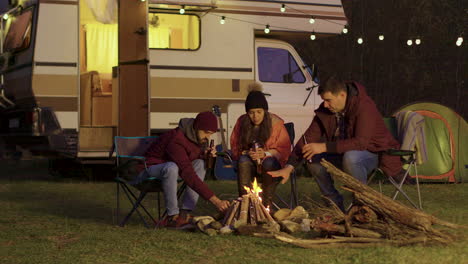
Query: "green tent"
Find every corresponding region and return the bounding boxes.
[396,103,468,183]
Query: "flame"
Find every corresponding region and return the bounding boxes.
[243,178,262,198]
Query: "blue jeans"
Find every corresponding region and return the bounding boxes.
[306,150,378,211]
[136,159,206,216]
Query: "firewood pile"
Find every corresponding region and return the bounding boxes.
[265,160,463,248]
[191,159,464,247]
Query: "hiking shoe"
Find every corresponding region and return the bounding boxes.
[157,214,194,229]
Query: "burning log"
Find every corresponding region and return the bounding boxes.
[223,192,276,228]
[222,178,278,230]
[238,194,250,225]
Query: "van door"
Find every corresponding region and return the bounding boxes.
[255,38,316,106]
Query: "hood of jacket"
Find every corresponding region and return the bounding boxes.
[178,118,199,145]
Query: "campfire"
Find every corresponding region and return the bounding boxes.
[221,178,275,227]
[190,160,461,247]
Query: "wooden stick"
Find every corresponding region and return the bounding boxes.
[259,200,275,223]
[249,201,257,225]
[252,196,265,223]
[222,201,235,225]
[238,194,250,225]
[315,223,383,238]
[225,200,240,226]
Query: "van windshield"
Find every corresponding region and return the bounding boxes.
[257,47,305,83]
[2,8,33,53]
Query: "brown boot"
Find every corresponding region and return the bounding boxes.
[237,161,255,197]
[261,173,281,209]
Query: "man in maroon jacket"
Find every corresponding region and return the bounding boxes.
[138,111,230,227]
[269,77,402,211]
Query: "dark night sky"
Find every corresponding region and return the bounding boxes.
[292,0,467,119]
[0,1,7,13]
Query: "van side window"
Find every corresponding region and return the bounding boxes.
[148,13,200,50]
[257,47,305,83]
[2,8,33,53]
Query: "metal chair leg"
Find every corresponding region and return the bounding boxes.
[388,175,419,209]
[414,163,422,209]
[116,182,120,224]
[119,185,157,228]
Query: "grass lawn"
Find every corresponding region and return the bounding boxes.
[0,159,467,264]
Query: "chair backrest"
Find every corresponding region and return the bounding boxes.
[284,122,295,145]
[383,117,398,140]
[114,136,158,158]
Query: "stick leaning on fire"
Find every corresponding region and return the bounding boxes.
[222,178,275,227]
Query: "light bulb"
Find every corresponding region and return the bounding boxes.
[457,37,463,43]
[407,39,413,46]
[456,40,462,46]
[415,38,421,45]
[264,25,270,34]
[357,38,363,44]
[2,13,9,20]
[310,33,316,40]
[220,16,225,24]
[342,27,348,34]
[179,6,185,14]
[378,35,384,40]
[309,17,315,24]
[280,4,286,12]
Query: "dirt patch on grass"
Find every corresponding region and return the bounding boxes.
[46,233,81,249]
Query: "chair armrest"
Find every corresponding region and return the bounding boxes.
[386,148,415,156]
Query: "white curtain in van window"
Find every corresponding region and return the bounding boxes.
[86,0,117,24]
[149,27,170,49]
[85,24,118,74]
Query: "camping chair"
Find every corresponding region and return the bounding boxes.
[272,122,299,210]
[113,136,186,228]
[367,117,423,210]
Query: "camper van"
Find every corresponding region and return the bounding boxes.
[0,0,347,161]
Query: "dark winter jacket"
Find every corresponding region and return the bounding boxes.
[142,118,214,200]
[288,81,402,177]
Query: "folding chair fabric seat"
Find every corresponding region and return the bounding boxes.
[113,136,186,228]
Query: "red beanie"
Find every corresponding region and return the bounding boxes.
[193,111,218,132]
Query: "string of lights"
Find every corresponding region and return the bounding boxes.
[123,0,463,47]
[205,2,464,47]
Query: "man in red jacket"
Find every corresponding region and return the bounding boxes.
[269,76,402,211]
[138,111,230,227]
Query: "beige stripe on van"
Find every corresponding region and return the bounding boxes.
[150,98,244,113]
[34,96,242,113]
[36,96,78,111]
[151,77,252,98]
[32,74,78,96]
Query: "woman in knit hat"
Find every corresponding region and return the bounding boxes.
[230,83,291,209]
